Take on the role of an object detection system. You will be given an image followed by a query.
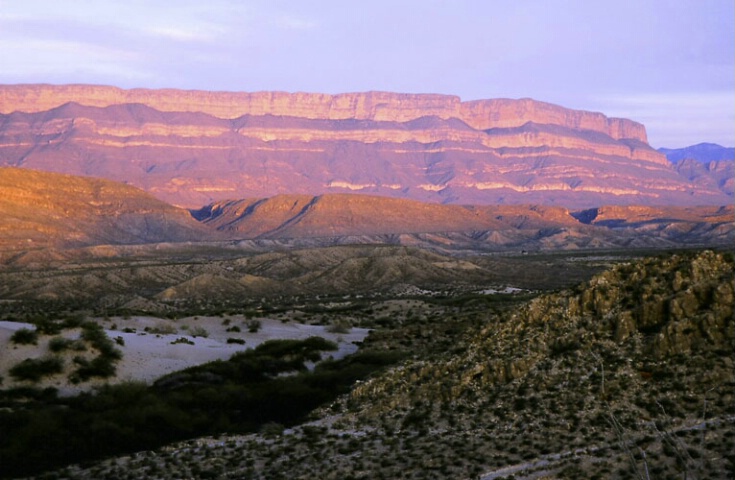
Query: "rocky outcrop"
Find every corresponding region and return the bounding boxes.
[352,250,734,409]
[0,85,729,209]
[569,250,735,357]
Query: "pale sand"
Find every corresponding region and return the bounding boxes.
[0,317,369,395]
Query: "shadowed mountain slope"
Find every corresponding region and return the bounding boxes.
[658,143,734,197]
[659,142,734,163]
[1,85,729,208]
[673,158,734,196]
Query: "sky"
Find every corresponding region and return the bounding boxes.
[0,0,732,148]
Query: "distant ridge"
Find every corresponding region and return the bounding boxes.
[192,194,579,238]
[1,84,730,208]
[659,142,735,163]
[0,167,732,257]
[0,84,650,141]
[195,193,735,250]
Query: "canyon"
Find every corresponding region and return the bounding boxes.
[1,84,730,209]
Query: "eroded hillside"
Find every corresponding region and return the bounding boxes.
[38,249,735,480]
[0,167,212,251]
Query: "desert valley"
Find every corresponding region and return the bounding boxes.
[0,84,733,480]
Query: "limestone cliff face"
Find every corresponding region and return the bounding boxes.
[0,84,728,209]
[459,98,647,142]
[0,84,648,142]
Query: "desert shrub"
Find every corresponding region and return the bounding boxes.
[226,325,241,333]
[70,356,116,382]
[0,337,403,478]
[9,356,64,382]
[48,337,73,352]
[189,326,209,338]
[260,422,285,437]
[247,319,262,333]
[80,322,107,344]
[227,338,245,345]
[326,320,351,334]
[32,319,64,335]
[146,323,177,335]
[10,328,39,345]
[171,337,195,345]
[61,314,85,329]
[79,322,121,359]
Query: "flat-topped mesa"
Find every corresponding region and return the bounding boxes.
[0,84,648,143]
[460,98,648,143]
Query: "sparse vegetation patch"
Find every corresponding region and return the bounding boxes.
[9,356,63,382]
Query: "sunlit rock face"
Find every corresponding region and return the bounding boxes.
[191,194,582,238]
[0,167,212,250]
[0,85,730,208]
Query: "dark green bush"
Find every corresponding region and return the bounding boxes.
[10,328,38,345]
[48,337,73,352]
[32,319,64,335]
[80,322,107,344]
[70,356,116,382]
[0,337,400,478]
[9,356,64,382]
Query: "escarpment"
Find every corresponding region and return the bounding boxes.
[0,84,729,208]
[0,85,648,142]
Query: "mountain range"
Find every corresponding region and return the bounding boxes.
[0,85,733,480]
[659,142,734,163]
[0,167,732,257]
[1,84,731,209]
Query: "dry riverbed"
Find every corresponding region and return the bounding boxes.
[0,316,369,395]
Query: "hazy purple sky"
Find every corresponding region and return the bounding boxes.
[1,0,732,148]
